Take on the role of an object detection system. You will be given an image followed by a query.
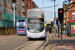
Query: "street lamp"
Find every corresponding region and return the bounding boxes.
[12,0,17,35]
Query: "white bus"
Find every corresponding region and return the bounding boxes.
[27,8,46,40]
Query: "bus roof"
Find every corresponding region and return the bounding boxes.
[28,8,44,11]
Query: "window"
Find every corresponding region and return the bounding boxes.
[5,0,7,5]
[19,0,21,4]
[8,8,10,12]
[5,7,7,13]
[3,6,7,13]
[8,0,9,3]
[3,0,4,4]
[15,11,17,16]
[19,13,21,17]
[0,5,1,12]
[70,6,72,10]
[3,6,6,13]
[3,6,4,12]
[11,1,13,6]
[11,9,13,14]
[19,7,20,10]
[15,4,17,9]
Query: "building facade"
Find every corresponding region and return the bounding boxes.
[23,0,38,18]
[63,0,75,24]
[0,0,38,18]
[0,0,38,35]
[0,0,25,18]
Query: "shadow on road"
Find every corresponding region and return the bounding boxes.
[28,38,46,41]
[18,34,26,36]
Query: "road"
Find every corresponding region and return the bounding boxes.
[0,36,28,50]
[1,33,75,50]
[0,35,45,50]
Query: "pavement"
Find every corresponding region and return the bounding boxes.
[51,33,75,39]
[0,35,29,50]
[44,32,75,50]
[0,33,75,50]
[0,35,17,38]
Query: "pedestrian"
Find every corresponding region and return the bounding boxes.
[49,25,52,33]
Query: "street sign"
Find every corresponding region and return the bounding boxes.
[53,20,56,25]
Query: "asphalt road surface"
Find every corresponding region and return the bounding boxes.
[0,35,28,50]
[0,35,45,50]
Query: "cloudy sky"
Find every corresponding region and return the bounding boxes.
[33,0,71,21]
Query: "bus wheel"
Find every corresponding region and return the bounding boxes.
[29,38,32,40]
[44,37,46,40]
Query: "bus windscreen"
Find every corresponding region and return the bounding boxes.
[27,10,44,17]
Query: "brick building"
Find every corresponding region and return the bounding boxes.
[0,0,38,35]
[24,0,38,18]
[63,0,75,24]
[0,0,38,19]
[0,0,25,17]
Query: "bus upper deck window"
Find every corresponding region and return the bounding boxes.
[18,20,24,22]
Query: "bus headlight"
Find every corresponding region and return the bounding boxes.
[43,33,45,36]
[41,33,45,36]
[27,34,31,37]
[16,23,19,26]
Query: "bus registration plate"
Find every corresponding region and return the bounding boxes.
[20,33,22,34]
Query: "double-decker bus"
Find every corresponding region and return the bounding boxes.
[16,19,27,35]
[27,8,46,40]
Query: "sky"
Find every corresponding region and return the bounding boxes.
[33,0,68,21]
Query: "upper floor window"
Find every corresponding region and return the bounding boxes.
[5,7,7,13]
[3,0,4,4]
[3,0,7,5]
[8,0,9,3]
[11,9,13,14]
[19,7,20,11]
[19,0,21,4]
[70,6,72,10]
[11,1,13,6]
[8,8,10,12]
[3,6,7,13]
[0,5,1,12]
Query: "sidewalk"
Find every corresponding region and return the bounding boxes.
[0,35,17,38]
[52,33,75,50]
[54,43,75,50]
[45,33,75,50]
[51,33,75,39]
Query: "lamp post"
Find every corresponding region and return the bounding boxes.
[13,3,15,35]
[12,0,17,35]
[54,0,56,36]
[54,0,56,20]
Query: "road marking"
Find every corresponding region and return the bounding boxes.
[50,37,52,39]
[46,44,53,50]
[14,41,33,50]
